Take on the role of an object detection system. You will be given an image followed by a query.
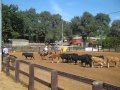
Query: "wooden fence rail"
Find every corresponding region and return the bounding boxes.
[3,59,120,90]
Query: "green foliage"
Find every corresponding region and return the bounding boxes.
[110,20,120,37]
[2,3,120,47]
[102,37,120,48]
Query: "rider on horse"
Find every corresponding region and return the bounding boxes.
[43,46,48,54]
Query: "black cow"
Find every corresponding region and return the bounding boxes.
[60,53,79,64]
[60,53,72,63]
[70,53,79,64]
[78,54,92,67]
[22,53,35,60]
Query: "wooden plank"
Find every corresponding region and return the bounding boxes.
[103,83,120,90]
[51,70,58,90]
[58,71,94,84]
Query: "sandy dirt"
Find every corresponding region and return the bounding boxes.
[0,72,27,90]
[7,51,120,90]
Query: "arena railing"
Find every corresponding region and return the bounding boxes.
[2,59,120,90]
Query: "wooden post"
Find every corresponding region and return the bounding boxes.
[92,81,103,90]
[51,70,58,90]
[15,60,20,82]
[28,64,34,90]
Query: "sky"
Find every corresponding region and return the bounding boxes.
[2,0,120,23]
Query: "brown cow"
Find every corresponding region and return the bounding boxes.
[91,56,106,68]
[104,56,120,68]
[49,52,60,63]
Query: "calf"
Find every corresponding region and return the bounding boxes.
[22,53,35,60]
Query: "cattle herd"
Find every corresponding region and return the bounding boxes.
[48,52,120,68]
[3,51,120,68]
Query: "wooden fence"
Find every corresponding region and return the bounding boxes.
[3,59,120,90]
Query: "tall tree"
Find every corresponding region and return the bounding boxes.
[2,4,12,42]
[110,20,120,37]
[95,13,111,34]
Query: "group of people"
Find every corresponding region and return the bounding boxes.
[42,44,67,54]
[42,45,58,54]
[2,45,67,57]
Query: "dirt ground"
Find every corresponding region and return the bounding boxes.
[9,51,120,90]
[0,72,27,90]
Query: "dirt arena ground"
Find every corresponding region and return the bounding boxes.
[9,51,120,90]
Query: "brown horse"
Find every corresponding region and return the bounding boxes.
[38,51,52,60]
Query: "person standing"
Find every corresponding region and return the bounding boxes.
[2,46,9,64]
[3,46,9,55]
[53,44,58,53]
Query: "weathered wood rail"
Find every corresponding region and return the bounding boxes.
[3,59,120,90]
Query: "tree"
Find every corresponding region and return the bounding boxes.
[110,20,120,37]
[71,16,82,35]
[2,4,12,42]
[70,12,97,47]
[95,13,111,35]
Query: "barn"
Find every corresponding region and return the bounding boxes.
[72,36,82,45]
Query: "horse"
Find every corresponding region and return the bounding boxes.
[38,51,52,60]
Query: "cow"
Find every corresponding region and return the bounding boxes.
[60,53,79,64]
[78,54,92,67]
[60,53,73,63]
[70,53,79,64]
[22,52,35,60]
[104,56,120,68]
[91,56,106,68]
[49,52,60,63]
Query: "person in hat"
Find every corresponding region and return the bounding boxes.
[43,46,48,54]
[3,46,9,55]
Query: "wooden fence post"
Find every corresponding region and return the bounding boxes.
[28,64,34,90]
[15,60,20,82]
[51,70,58,90]
[92,81,103,90]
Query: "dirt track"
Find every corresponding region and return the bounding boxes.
[9,51,120,90]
